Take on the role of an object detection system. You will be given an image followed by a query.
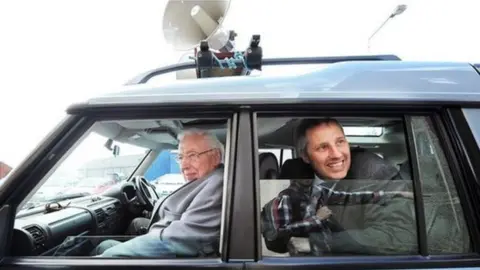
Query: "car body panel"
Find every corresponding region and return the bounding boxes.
[80,61,480,107]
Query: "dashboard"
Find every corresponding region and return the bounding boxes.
[10,183,137,257]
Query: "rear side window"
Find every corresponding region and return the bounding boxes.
[410,116,470,254]
[256,115,471,258]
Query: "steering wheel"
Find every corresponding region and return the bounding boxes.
[133,176,159,211]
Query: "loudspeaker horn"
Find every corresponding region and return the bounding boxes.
[175,52,197,80]
[162,0,233,52]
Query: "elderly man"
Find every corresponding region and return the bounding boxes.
[262,118,416,256]
[92,129,225,257]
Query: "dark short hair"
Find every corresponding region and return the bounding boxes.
[295,118,344,157]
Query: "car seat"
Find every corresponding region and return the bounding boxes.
[279,158,314,179]
[259,152,280,179]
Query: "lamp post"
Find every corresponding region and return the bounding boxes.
[368,4,407,52]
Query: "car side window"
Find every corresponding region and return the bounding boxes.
[410,116,470,253]
[256,115,471,258]
[11,117,231,259]
[19,130,149,212]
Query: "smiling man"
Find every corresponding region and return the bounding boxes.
[261,118,416,256]
[297,118,351,182]
[294,118,415,255]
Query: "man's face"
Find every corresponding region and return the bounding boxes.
[178,134,221,181]
[302,123,351,180]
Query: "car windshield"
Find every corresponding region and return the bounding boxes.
[18,130,149,213]
[42,176,76,187]
[76,177,110,188]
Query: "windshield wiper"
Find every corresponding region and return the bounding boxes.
[48,192,90,203]
[24,193,90,210]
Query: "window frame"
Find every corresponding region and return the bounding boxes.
[0,107,243,270]
[403,115,428,256]
[251,106,480,268]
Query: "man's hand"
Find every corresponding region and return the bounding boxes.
[289,237,312,253]
[385,191,414,199]
[316,206,332,220]
[398,191,414,199]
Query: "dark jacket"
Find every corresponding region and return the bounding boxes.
[265,148,417,255]
[321,148,417,255]
[313,179,417,255]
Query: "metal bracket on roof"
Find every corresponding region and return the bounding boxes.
[125,50,401,85]
[195,34,263,79]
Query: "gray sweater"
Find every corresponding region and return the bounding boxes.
[149,165,224,255]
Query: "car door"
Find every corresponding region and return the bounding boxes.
[244,105,480,270]
[0,107,246,270]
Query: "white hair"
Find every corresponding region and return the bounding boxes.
[177,128,225,161]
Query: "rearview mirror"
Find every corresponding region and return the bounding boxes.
[113,145,120,157]
[105,139,121,157]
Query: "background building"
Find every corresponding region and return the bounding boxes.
[78,154,145,179]
[77,151,180,181]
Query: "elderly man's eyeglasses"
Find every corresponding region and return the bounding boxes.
[175,149,216,163]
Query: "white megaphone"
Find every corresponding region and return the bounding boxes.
[162,0,235,52]
[176,52,197,80]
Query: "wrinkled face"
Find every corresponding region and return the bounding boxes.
[177,134,221,181]
[302,123,351,180]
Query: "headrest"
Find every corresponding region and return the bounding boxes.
[258,152,279,179]
[279,158,314,179]
[398,160,412,180]
[346,147,401,180]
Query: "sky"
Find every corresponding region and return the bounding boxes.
[1,0,480,168]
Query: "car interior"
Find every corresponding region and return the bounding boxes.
[256,117,412,256]
[9,115,450,258]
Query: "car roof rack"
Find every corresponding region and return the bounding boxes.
[125,34,402,85]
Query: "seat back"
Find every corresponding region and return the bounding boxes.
[346,147,402,180]
[259,152,280,179]
[398,160,412,180]
[279,158,314,179]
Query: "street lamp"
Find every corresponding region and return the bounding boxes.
[367,4,407,52]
